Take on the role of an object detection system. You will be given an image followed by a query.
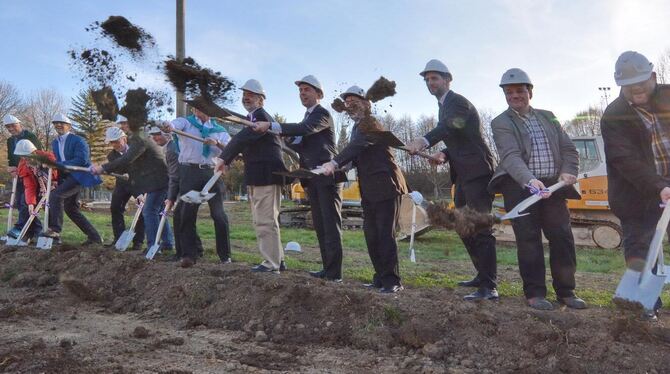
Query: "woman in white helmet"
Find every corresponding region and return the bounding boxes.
[13,139,58,242]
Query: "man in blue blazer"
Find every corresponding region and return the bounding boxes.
[40,114,102,245]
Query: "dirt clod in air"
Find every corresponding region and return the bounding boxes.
[98,16,155,53]
[91,86,119,121]
[331,98,346,113]
[426,203,498,238]
[69,48,119,87]
[165,57,235,104]
[365,76,396,103]
[119,88,151,131]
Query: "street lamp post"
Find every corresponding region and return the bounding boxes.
[598,86,611,108]
[176,0,186,117]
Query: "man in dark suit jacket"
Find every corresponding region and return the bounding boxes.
[104,127,144,251]
[406,59,498,301]
[601,51,670,320]
[489,68,585,311]
[321,85,408,292]
[41,114,102,245]
[218,79,288,273]
[253,75,346,280]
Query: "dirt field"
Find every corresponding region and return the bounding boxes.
[1,245,669,373]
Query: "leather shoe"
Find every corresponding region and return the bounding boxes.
[558,296,587,309]
[363,283,382,289]
[251,264,279,274]
[309,270,326,279]
[464,287,499,301]
[380,285,403,294]
[457,278,481,288]
[280,261,287,271]
[180,257,195,268]
[528,297,554,310]
[220,257,232,264]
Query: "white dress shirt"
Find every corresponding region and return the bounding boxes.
[169,117,231,165]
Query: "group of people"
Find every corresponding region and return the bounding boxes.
[3,50,668,319]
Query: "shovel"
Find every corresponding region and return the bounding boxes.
[501,181,567,220]
[613,203,670,310]
[7,194,47,246]
[408,200,418,263]
[273,167,328,179]
[115,194,146,251]
[180,171,223,204]
[36,168,55,250]
[145,206,170,260]
[365,131,443,162]
[2,176,18,241]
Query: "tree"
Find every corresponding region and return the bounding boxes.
[0,81,23,120]
[69,90,111,167]
[334,112,351,152]
[23,88,66,147]
[657,48,670,84]
[563,105,602,137]
[479,108,499,162]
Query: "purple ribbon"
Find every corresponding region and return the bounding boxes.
[159,209,167,216]
[4,203,11,208]
[526,183,550,196]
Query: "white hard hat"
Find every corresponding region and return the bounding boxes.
[13,139,36,156]
[340,85,367,100]
[104,126,126,143]
[116,114,128,123]
[295,75,323,93]
[3,114,20,126]
[51,113,72,125]
[499,68,533,87]
[145,125,163,135]
[614,51,654,87]
[420,59,451,78]
[240,79,266,98]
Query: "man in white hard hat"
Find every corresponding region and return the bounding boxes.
[3,114,43,239]
[116,115,130,133]
[251,75,346,278]
[104,127,144,251]
[601,51,670,321]
[216,79,288,273]
[406,59,499,302]
[319,86,408,291]
[41,114,103,245]
[488,68,585,311]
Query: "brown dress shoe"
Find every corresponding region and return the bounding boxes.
[558,296,587,309]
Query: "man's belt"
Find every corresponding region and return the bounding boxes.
[180,162,214,169]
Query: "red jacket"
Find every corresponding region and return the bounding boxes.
[17,150,58,205]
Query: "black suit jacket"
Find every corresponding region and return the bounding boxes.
[107,149,132,190]
[334,123,408,202]
[219,108,287,186]
[280,104,346,186]
[423,90,495,184]
[103,132,169,194]
[601,85,670,219]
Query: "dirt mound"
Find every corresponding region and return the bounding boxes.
[2,246,670,373]
[165,57,235,104]
[98,16,155,53]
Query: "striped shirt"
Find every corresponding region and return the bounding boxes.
[515,109,556,179]
[634,106,670,177]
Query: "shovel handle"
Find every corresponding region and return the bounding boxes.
[641,203,670,282]
[6,176,17,234]
[172,129,225,151]
[129,194,146,231]
[399,147,443,163]
[43,168,53,229]
[201,171,223,195]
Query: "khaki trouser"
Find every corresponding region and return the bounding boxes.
[249,184,283,269]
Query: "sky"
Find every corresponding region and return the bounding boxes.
[1,0,670,124]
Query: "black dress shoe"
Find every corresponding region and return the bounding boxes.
[380,285,403,294]
[280,261,287,271]
[309,270,326,279]
[252,264,280,274]
[464,287,499,301]
[457,278,481,288]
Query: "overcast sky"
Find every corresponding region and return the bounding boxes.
[1,0,670,124]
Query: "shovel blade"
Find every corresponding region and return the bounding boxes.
[180,191,215,204]
[36,236,53,250]
[501,210,530,221]
[614,268,666,310]
[145,244,160,260]
[6,238,27,246]
[0,235,8,242]
[115,231,135,251]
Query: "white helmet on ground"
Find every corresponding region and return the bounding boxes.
[3,115,20,126]
[614,51,654,86]
[51,113,72,125]
[499,68,533,87]
[14,139,37,156]
[420,59,451,78]
[340,85,367,100]
[105,127,126,143]
[295,75,323,93]
[116,114,128,124]
[241,79,266,98]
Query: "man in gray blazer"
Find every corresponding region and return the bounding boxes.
[489,68,586,311]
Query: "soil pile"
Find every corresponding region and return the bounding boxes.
[165,57,235,104]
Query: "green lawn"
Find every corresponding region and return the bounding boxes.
[1,201,666,308]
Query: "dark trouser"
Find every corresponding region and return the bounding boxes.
[110,183,144,245]
[307,182,343,279]
[48,175,101,241]
[13,179,29,230]
[621,208,663,268]
[454,175,498,289]
[362,196,402,289]
[173,200,203,259]
[179,165,230,261]
[500,176,576,299]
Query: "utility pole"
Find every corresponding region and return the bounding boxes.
[176,0,186,116]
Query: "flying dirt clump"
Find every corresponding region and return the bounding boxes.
[165,57,235,104]
[96,16,155,53]
[119,88,151,131]
[426,203,498,238]
[365,76,396,103]
[69,48,119,87]
[331,98,346,113]
[91,86,119,121]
